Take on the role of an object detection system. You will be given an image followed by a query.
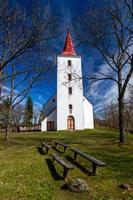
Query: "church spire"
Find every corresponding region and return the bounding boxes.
[61,30,77,56]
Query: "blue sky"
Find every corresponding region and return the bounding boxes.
[9,0,128,117]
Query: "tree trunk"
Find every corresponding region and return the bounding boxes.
[118,64,127,144]
[118,96,126,144]
[4,127,8,141]
[17,126,20,133]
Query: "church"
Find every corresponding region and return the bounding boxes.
[41,31,94,131]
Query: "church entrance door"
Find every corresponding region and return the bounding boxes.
[47,121,54,131]
[67,116,75,131]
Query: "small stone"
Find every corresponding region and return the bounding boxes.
[67,178,90,192]
[119,183,131,189]
[119,183,133,191]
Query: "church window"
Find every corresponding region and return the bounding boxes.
[68,60,72,66]
[68,87,72,94]
[69,104,73,110]
[68,74,72,81]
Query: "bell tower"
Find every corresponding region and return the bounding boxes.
[57,31,84,130]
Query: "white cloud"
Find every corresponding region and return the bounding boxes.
[86,62,133,117]
[34,101,43,109]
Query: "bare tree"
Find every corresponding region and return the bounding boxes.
[124,86,133,132]
[12,105,24,133]
[74,0,133,144]
[0,97,10,139]
[0,0,59,98]
[0,0,60,140]
[0,0,59,73]
[33,108,41,131]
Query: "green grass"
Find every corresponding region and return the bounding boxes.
[0,129,133,200]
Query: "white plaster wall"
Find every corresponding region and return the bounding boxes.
[41,118,47,131]
[83,97,94,129]
[57,55,84,130]
[41,109,57,131]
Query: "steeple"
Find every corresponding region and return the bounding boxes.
[61,30,77,56]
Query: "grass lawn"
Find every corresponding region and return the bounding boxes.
[0,129,133,200]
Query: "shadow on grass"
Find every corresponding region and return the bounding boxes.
[61,183,69,191]
[52,146,64,153]
[37,146,46,155]
[45,158,63,181]
[65,156,92,176]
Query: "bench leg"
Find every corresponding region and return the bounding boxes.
[42,145,45,152]
[92,163,98,175]
[42,146,45,153]
[64,146,67,153]
[55,143,57,148]
[73,152,77,160]
[42,147,48,154]
[46,147,49,154]
[63,168,69,179]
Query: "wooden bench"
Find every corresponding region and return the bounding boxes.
[71,148,106,175]
[51,153,74,179]
[41,142,52,154]
[53,141,69,152]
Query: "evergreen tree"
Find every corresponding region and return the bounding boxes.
[0,97,11,140]
[23,96,33,130]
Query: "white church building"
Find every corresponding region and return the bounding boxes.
[41,31,94,131]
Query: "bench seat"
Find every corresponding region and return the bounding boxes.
[54,141,69,152]
[51,153,74,179]
[71,148,106,175]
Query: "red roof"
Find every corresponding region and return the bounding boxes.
[61,31,77,56]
